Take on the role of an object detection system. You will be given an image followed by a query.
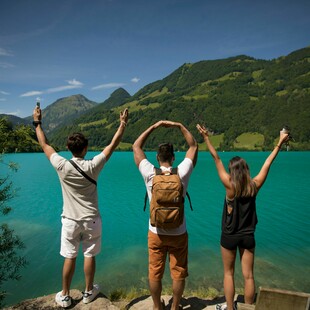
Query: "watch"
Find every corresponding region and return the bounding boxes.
[32,121,42,127]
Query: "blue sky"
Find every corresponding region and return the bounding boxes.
[0,0,309,118]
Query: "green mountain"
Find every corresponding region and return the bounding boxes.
[0,114,31,127]
[98,87,131,108]
[47,46,310,151]
[25,94,97,133]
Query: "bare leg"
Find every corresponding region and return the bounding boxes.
[84,256,96,291]
[171,279,185,310]
[239,248,255,304]
[62,257,76,296]
[149,280,163,310]
[221,246,237,310]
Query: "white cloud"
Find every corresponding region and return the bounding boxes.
[20,91,43,97]
[131,77,140,83]
[0,48,13,56]
[20,79,84,97]
[46,79,83,93]
[92,82,126,90]
[0,90,10,95]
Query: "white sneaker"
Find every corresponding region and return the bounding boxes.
[83,284,100,304]
[216,303,237,310]
[55,291,71,308]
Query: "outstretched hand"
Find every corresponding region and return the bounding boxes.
[279,130,290,146]
[196,124,209,137]
[153,120,180,129]
[120,108,129,125]
[33,106,42,121]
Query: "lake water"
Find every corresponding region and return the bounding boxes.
[2,151,310,306]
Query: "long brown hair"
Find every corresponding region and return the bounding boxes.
[228,156,257,197]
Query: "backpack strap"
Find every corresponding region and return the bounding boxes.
[144,167,164,211]
[171,167,193,211]
[143,192,148,212]
[143,167,193,211]
[186,191,193,211]
[69,160,97,186]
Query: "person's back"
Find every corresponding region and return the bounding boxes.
[197,123,289,310]
[51,152,105,220]
[221,194,258,236]
[133,120,197,310]
[33,106,128,307]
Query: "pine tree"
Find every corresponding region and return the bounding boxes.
[0,154,27,307]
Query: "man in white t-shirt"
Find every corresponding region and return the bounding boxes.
[33,106,128,308]
[133,120,198,310]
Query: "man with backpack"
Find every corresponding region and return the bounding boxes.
[133,120,198,310]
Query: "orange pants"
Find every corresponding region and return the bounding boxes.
[148,231,188,281]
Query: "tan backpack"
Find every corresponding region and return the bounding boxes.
[144,168,192,229]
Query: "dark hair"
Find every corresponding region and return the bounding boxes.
[157,143,174,163]
[67,133,88,156]
[228,156,257,197]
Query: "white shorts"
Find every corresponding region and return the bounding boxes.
[60,216,102,258]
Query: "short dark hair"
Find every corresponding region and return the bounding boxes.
[157,143,174,163]
[67,133,88,155]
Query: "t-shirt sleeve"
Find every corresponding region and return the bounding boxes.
[91,152,107,170]
[139,158,155,183]
[50,153,66,170]
[178,158,194,193]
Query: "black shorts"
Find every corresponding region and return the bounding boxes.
[221,233,255,250]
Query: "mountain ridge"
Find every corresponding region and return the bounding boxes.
[2,46,310,151]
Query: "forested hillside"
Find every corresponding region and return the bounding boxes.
[0,117,40,153]
[1,47,309,152]
[49,47,310,151]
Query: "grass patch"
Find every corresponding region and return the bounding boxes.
[234,132,264,150]
[108,285,228,302]
[198,134,224,151]
[185,286,220,299]
[250,96,259,101]
[216,72,242,82]
[252,69,264,79]
[183,94,209,100]
[117,142,132,151]
[144,87,169,98]
[79,119,107,129]
[113,100,160,113]
[276,89,288,96]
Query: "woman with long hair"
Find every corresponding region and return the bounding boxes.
[196,124,289,310]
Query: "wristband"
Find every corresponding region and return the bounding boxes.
[32,121,42,127]
[276,144,281,149]
[121,121,127,127]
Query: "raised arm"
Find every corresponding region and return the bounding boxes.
[253,130,289,190]
[33,106,56,160]
[197,124,233,195]
[132,121,162,167]
[133,120,198,167]
[103,108,128,161]
[172,121,198,166]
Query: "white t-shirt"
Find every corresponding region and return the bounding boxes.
[50,152,106,221]
[139,157,194,236]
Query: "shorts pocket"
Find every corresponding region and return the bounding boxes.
[61,217,80,240]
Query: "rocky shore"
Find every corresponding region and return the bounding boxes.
[3,289,234,310]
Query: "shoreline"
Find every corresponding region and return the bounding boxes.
[4,287,310,309]
[3,289,236,310]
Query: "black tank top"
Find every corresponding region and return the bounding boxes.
[221,195,258,236]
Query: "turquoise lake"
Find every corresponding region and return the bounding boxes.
[2,151,310,305]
